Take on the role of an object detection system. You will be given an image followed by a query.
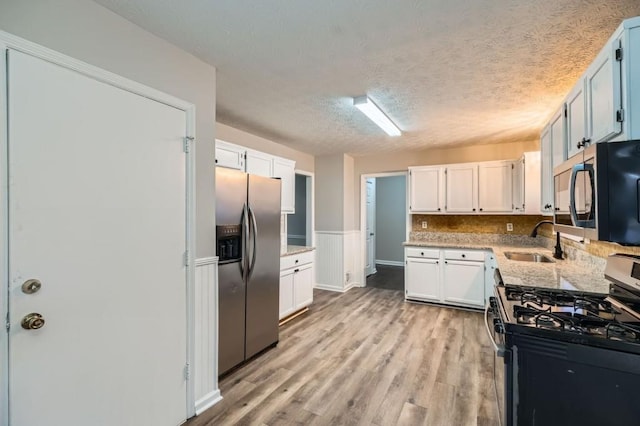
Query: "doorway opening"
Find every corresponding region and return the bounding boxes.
[287,172,314,247]
[360,173,408,291]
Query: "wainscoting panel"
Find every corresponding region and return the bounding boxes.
[194,257,222,414]
[344,230,362,289]
[315,232,345,291]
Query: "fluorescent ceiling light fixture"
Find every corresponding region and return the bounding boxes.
[353,95,401,137]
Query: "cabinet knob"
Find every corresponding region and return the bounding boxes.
[295,259,299,264]
[479,208,483,212]
[437,208,441,211]
[461,254,466,258]
[544,203,552,210]
[420,252,424,256]
[472,208,476,212]
[294,268,299,273]
[215,159,218,164]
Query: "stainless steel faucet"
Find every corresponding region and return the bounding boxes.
[530,220,564,260]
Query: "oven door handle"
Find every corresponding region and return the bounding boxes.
[484,302,506,357]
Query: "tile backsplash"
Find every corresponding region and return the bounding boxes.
[411,214,546,235]
[410,214,640,259]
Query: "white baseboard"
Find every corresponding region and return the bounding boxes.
[314,283,346,292]
[344,282,359,292]
[194,390,223,415]
[375,260,404,267]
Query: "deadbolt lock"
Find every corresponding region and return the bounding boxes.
[22,279,42,294]
[21,313,45,330]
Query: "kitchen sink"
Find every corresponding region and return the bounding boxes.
[503,252,555,263]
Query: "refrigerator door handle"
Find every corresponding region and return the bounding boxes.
[248,205,258,279]
[241,203,249,282]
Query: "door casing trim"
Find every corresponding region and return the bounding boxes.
[0,30,197,426]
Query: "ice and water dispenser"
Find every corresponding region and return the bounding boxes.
[216,224,242,263]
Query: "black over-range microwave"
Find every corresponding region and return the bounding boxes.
[553,139,640,245]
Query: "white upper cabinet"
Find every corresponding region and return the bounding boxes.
[540,125,553,215]
[272,156,296,214]
[566,82,586,159]
[586,36,623,145]
[478,161,513,213]
[215,139,245,170]
[550,106,566,168]
[512,158,524,213]
[409,166,444,213]
[215,142,297,214]
[245,149,273,177]
[445,164,478,213]
[522,151,541,215]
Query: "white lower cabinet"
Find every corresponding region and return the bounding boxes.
[279,251,314,320]
[405,257,440,302]
[405,246,487,308]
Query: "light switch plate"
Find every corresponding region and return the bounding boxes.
[422,221,428,229]
[506,223,513,232]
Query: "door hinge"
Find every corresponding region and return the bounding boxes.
[184,363,190,380]
[183,250,190,267]
[183,136,194,153]
[5,312,9,333]
[511,164,514,170]
[615,47,623,61]
[616,109,624,123]
[563,104,567,118]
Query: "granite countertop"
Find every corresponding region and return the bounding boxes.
[404,233,610,294]
[281,245,315,257]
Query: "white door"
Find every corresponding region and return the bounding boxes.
[7,50,188,426]
[365,179,376,277]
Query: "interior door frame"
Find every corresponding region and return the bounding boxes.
[294,169,315,249]
[0,31,198,425]
[359,171,409,287]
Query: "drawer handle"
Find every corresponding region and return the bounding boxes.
[461,254,466,258]
[421,252,424,256]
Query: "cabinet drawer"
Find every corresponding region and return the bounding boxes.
[405,247,440,259]
[443,249,485,262]
[281,250,314,270]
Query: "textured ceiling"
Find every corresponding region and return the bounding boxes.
[94,0,640,156]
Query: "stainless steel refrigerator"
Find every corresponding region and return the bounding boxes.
[216,167,281,375]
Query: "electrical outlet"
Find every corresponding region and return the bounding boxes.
[506,223,514,232]
[421,221,428,229]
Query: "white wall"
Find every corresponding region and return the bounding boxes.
[375,176,406,263]
[0,0,217,257]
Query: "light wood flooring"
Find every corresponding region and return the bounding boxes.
[187,287,499,426]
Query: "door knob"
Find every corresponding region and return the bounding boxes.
[22,279,42,294]
[21,313,45,330]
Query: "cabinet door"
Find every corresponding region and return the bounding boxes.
[409,167,444,212]
[279,269,295,320]
[442,260,485,307]
[523,151,541,215]
[272,157,296,214]
[405,257,440,302]
[540,126,554,215]
[550,107,567,167]
[445,164,477,213]
[566,82,586,159]
[586,38,622,144]
[293,263,313,309]
[246,149,273,177]
[478,161,513,213]
[215,140,245,170]
[512,158,524,213]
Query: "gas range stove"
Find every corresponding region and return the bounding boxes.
[493,284,640,352]
[487,254,640,426]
